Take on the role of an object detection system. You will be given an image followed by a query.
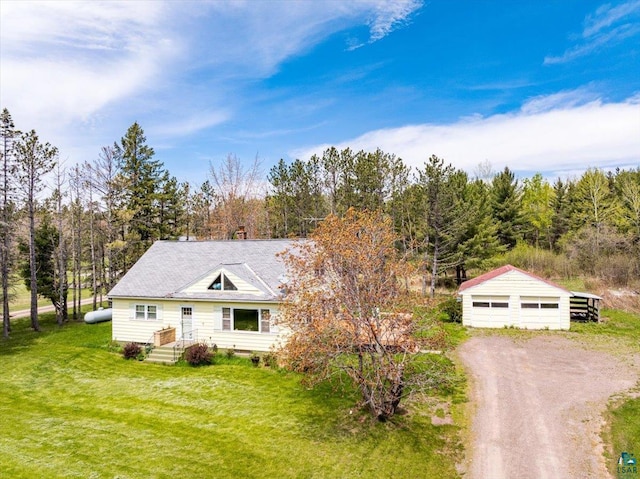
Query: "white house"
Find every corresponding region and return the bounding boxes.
[108,239,294,352]
[458,264,572,330]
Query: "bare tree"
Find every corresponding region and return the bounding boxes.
[0,108,20,337]
[52,163,68,324]
[209,154,263,239]
[88,145,121,292]
[68,165,84,320]
[83,162,99,310]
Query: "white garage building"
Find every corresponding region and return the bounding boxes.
[458,264,572,330]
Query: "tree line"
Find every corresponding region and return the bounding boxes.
[1,108,639,337]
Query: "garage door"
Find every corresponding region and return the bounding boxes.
[471,295,511,327]
[519,296,560,329]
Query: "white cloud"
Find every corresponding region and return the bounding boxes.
[583,0,640,37]
[544,0,640,64]
[520,86,600,114]
[0,0,422,148]
[368,0,423,41]
[0,1,180,133]
[150,111,230,138]
[192,1,422,74]
[292,94,640,178]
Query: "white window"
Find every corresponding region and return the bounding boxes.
[134,304,159,320]
[220,307,272,333]
[472,296,509,308]
[260,309,271,333]
[520,296,560,309]
[222,307,231,331]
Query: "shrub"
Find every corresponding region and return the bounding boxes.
[184,343,213,366]
[440,297,462,323]
[122,342,142,360]
[262,352,278,368]
[250,353,260,367]
[107,340,122,353]
[225,348,236,359]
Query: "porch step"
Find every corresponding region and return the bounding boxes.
[145,345,180,365]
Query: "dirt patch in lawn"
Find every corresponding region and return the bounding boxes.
[459,335,639,479]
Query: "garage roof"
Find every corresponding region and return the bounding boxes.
[458,264,570,293]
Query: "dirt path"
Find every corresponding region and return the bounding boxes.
[8,297,101,319]
[459,335,638,479]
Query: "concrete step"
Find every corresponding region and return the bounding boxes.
[145,345,182,365]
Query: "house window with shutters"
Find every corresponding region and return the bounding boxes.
[134,304,158,320]
[219,307,273,333]
[260,309,271,333]
[222,307,231,330]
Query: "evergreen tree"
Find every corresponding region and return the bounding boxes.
[14,130,58,331]
[490,167,522,248]
[456,178,504,280]
[351,149,392,211]
[416,155,465,297]
[549,178,571,250]
[18,211,66,315]
[115,123,165,265]
[157,172,184,240]
[267,159,293,237]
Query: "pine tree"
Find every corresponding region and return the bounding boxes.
[0,108,20,337]
[115,123,165,265]
[14,130,58,331]
[490,167,523,249]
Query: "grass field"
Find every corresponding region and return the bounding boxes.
[2,301,636,478]
[7,281,95,312]
[0,314,464,479]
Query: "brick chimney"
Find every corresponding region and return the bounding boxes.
[236,225,248,240]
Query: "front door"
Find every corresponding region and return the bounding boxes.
[181,306,194,340]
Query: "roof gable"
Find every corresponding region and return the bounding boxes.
[458,264,570,294]
[178,263,272,297]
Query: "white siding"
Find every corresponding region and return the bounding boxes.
[112,298,282,351]
[112,299,175,343]
[461,270,571,330]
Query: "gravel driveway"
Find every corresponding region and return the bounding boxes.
[459,335,638,479]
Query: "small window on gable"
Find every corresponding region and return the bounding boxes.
[223,274,237,291]
[208,273,237,291]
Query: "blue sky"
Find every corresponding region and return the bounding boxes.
[1,0,639,187]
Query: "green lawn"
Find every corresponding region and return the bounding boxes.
[0,314,463,479]
[606,397,640,470]
[8,281,95,311]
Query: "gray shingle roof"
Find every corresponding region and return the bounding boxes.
[108,239,295,302]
